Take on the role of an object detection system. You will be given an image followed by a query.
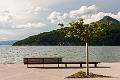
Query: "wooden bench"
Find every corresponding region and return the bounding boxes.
[61,62,99,68]
[24,58,99,68]
[24,58,62,68]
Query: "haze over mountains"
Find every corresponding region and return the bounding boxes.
[13,16,120,46]
[0,40,17,45]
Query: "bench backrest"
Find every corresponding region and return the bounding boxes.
[24,58,62,64]
[43,58,62,63]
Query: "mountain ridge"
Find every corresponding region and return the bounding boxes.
[13,16,120,46]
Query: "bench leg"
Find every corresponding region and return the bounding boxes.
[27,64,28,68]
[58,64,59,68]
[95,64,97,67]
[65,64,67,68]
[80,64,82,67]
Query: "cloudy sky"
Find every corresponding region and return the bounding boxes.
[0,0,120,41]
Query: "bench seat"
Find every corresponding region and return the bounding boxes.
[24,58,100,68]
[24,58,62,68]
[61,62,99,67]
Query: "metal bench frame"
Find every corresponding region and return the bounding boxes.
[24,58,99,68]
[24,58,62,68]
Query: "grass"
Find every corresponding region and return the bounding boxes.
[67,71,112,78]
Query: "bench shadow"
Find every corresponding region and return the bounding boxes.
[27,66,111,69]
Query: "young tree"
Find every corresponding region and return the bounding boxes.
[58,23,64,45]
[62,19,108,75]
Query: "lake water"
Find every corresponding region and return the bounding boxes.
[0,46,120,64]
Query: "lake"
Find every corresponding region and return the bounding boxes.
[0,46,120,64]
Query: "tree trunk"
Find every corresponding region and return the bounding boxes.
[86,42,89,75]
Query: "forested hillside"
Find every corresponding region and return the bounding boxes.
[13,16,120,46]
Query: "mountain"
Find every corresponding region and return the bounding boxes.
[0,40,17,45]
[100,16,120,24]
[100,16,120,31]
[13,16,120,46]
[12,30,82,46]
[90,16,120,46]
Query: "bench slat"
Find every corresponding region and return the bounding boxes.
[44,58,62,63]
[24,58,62,64]
[61,62,99,64]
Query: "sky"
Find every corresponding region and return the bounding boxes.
[0,0,120,41]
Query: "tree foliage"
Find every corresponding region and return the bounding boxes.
[64,19,107,43]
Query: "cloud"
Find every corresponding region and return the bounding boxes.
[47,5,97,24]
[0,8,48,40]
[0,29,15,40]
[0,9,46,29]
[12,22,46,29]
[0,10,13,22]
[0,22,47,40]
[0,10,14,29]
[48,5,120,24]
[47,11,61,23]
[70,5,97,17]
[47,11,74,25]
[27,6,49,14]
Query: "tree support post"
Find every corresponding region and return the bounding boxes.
[86,42,89,75]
